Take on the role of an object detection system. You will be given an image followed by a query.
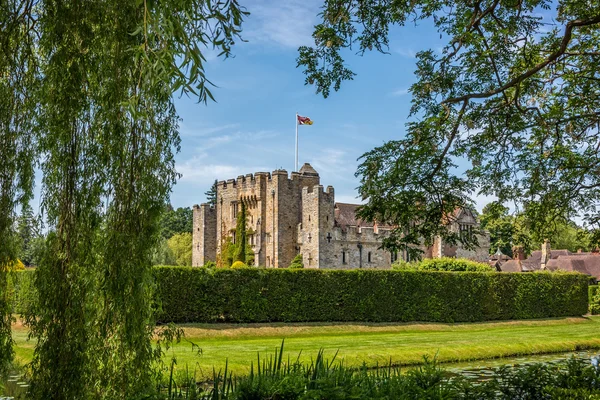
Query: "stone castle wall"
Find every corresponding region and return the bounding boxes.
[298,185,394,269]
[192,204,216,266]
[195,167,320,268]
[193,165,491,268]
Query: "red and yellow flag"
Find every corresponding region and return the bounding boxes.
[297,115,313,125]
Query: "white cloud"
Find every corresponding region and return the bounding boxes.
[177,155,270,186]
[394,48,416,58]
[472,193,498,213]
[390,88,409,96]
[244,0,320,48]
[180,123,241,138]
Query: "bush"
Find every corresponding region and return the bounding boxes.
[230,261,247,269]
[153,267,588,324]
[589,285,600,315]
[8,269,36,315]
[394,257,494,272]
[288,254,304,269]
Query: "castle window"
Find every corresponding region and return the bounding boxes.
[342,251,346,264]
[460,224,473,240]
[231,201,239,219]
[326,215,329,222]
[391,251,398,263]
[308,215,311,222]
[368,252,372,263]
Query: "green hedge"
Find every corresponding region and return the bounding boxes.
[589,285,600,315]
[153,267,589,324]
[393,257,493,272]
[8,268,589,323]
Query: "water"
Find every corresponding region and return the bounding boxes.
[2,350,600,397]
[0,373,28,399]
[437,350,600,381]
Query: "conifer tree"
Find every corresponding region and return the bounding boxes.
[235,202,247,262]
[205,179,218,207]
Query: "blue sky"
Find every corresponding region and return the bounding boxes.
[170,0,497,209]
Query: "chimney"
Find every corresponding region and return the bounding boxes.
[512,245,525,261]
[541,239,551,270]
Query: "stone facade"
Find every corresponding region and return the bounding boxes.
[192,203,217,266]
[432,208,491,262]
[192,164,490,268]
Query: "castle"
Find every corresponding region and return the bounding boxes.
[192,164,490,268]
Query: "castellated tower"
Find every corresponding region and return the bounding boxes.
[192,203,217,266]
[192,163,490,268]
[193,163,320,268]
[298,185,394,269]
[297,185,335,268]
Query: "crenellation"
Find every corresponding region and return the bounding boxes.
[192,163,490,268]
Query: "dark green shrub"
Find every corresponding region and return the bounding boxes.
[394,257,494,272]
[288,254,304,269]
[589,285,600,314]
[153,267,588,324]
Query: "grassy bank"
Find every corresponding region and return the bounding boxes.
[12,317,600,378]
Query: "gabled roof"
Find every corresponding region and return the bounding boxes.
[334,203,373,229]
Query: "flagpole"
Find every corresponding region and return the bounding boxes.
[295,112,299,172]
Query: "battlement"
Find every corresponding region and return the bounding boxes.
[194,203,216,213]
[333,224,391,243]
[216,164,321,191]
[302,184,335,203]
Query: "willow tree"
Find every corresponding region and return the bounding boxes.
[298,0,600,258]
[1,0,247,398]
[0,0,37,376]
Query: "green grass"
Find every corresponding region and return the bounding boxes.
[12,317,600,379]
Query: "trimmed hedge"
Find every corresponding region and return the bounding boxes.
[8,267,589,323]
[153,267,589,324]
[589,285,600,315]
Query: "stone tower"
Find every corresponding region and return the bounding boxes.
[193,163,320,268]
[297,185,335,268]
[192,203,217,266]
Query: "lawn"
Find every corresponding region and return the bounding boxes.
[12,317,600,379]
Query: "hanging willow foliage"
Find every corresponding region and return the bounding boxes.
[0,0,38,377]
[1,0,247,398]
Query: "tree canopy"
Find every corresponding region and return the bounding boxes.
[480,201,591,256]
[160,205,193,239]
[298,0,600,258]
[1,0,247,397]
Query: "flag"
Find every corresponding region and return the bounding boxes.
[297,115,313,125]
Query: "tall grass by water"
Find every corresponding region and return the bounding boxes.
[156,340,600,399]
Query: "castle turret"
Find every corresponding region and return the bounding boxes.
[192,203,217,266]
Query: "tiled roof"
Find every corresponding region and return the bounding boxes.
[334,203,374,229]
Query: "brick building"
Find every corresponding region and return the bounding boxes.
[192,164,490,268]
